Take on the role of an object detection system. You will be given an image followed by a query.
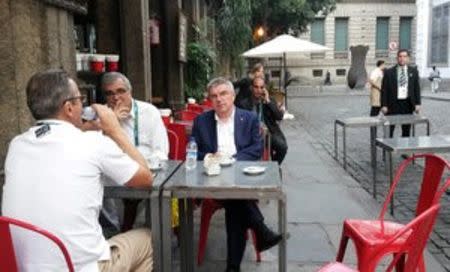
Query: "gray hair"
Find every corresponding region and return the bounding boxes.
[206,77,234,95]
[101,72,132,92]
[26,69,74,120]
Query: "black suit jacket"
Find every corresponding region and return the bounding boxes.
[235,97,284,136]
[381,65,421,112]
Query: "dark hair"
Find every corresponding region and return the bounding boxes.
[397,49,410,57]
[26,69,74,120]
[251,63,264,75]
[252,76,265,86]
[376,60,385,67]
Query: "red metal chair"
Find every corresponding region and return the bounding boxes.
[200,99,213,108]
[0,216,74,272]
[197,199,261,265]
[320,204,441,272]
[187,104,204,114]
[167,123,188,160]
[175,110,199,122]
[336,154,450,271]
[167,129,179,160]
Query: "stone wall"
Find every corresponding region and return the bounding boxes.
[0,0,76,170]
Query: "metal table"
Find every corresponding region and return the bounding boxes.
[161,161,287,272]
[103,160,182,272]
[334,114,430,197]
[375,135,450,214]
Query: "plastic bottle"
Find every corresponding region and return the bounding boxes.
[185,137,198,170]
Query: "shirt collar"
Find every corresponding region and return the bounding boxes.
[129,99,136,119]
[215,107,235,124]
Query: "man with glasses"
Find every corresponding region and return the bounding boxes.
[101,72,169,231]
[2,69,154,271]
[236,76,288,164]
[381,49,421,138]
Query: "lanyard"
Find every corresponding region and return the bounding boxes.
[133,100,139,146]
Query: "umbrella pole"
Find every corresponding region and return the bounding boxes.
[283,52,288,110]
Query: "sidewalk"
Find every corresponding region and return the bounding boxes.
[185,118,446,271]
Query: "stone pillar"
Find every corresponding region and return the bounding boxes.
[96,0,121,54]
[119,0,152,101]
[0,0,76,169]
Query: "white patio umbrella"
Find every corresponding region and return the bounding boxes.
[242,34,331,110]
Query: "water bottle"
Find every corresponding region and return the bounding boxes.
[185,137,198,170]
[81,106,97,121]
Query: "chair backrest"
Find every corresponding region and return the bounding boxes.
[382,204,441,272]
[167,123,188,160]
[379,154,450,225]
[200,99,213,108]
[175,110,199,122]
[187,104,204,114]
[0,216,74,272]
[167,129,180,160]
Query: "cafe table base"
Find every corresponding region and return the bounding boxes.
[161,161,287,272]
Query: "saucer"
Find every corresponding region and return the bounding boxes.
[242,166,266,175]
[220,158,235,167]
[149,163,163,171]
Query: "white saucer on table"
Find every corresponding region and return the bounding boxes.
[149,163,163,171]
[220,157,235,167]
[242,166,266,175]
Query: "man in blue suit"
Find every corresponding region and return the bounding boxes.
[192,77,282,272]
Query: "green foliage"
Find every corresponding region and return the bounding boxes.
[185,41,216,101]
[251,0,336,36]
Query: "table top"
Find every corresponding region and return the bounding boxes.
[376,135,450,154]
[164,161,283,199]
[104,160,182,198]
[336,114,429,128]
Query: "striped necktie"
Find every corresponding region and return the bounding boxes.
[399,67,406,87]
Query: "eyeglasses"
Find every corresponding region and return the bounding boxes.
[63,95,87,104]
[104,88,128,97]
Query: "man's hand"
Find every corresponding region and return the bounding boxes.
[381,107,388,114]
[263,87,270,103]
[113,100,131,120]
[91,104,122,137]
[415,105,421,113]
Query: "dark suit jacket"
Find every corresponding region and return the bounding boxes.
[235,97,284,136]
[191,107,263,161]
[381,65,421,112]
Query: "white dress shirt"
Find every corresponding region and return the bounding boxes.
[397,66,408,100]
[120,99,169,160]
[2,120,139,272]
[215,108,237,156]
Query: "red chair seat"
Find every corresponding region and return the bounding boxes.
[343,220,409,246]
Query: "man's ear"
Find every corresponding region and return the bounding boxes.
[61,101,74,118]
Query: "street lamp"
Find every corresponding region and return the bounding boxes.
[256,26,265,38]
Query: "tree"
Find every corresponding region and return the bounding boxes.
[251,0,336,38]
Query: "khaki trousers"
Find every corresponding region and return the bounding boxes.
[98,228,153,272]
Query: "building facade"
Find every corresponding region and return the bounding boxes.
[416,0,450,81]
[266,0,417,85]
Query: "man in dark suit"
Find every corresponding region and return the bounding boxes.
[381,49,421,137]
[236,76,288,164]
[192,77,282,272]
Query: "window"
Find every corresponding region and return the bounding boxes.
[399,17,412,50]
[430,4,449,64]
[336,69,346,76]
[313,70,323,77]
[376,17,389,50]
[311,18,325,45]
[335,18,348,52]
[271,70,281,78]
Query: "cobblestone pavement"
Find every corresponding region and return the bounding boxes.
[286,92,450,270]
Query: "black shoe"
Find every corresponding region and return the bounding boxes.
[401,154,409,159]
[225,265,240,272]
[254,224,283,252]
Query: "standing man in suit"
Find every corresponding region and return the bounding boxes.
[381,49,421,137]
[236,76,288,164]
[192,77,282,272]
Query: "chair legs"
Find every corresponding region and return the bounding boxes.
[197,200,220,265]
[250,230,262,262]
[336,234,349,262]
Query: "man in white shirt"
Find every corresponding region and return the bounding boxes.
[381,49,421,137]
[101,72,169,231]
[2,69,153,271]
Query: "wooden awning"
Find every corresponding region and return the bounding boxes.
[41,0,89,15]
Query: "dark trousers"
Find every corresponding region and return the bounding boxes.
[222,200,264,268]
[370,106,381,117]
[387,99,413,137]
[271,132,288,164]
